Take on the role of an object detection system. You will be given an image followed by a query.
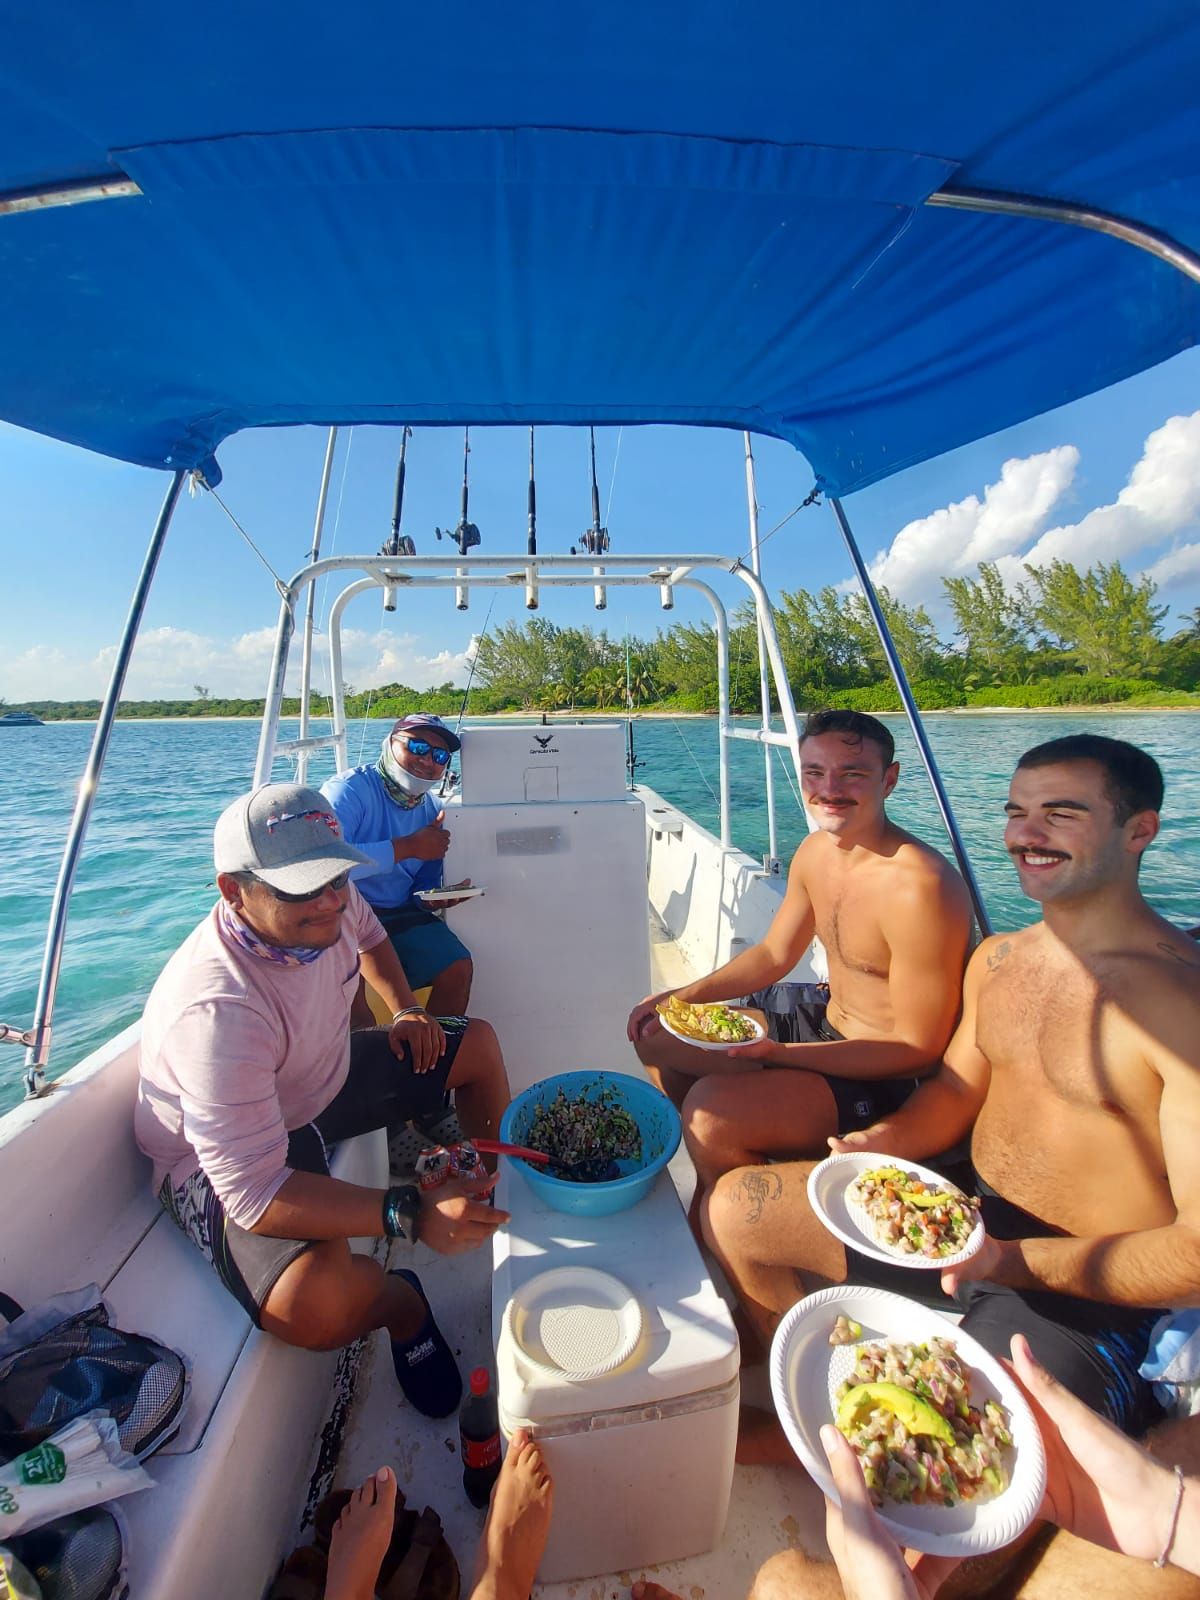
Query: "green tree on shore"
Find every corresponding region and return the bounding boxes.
[1025,559,1168,677]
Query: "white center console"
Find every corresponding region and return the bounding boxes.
[443,723,651,1094]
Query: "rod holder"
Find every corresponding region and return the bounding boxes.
[593,565,607,610]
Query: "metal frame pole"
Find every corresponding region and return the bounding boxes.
[296,426,339,783]
[925,185,1200,285]
[254,596,295,787]
[829,495,992,936]
[743,433,779,866]
[22,469,186,1095]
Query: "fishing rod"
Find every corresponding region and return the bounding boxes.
[526,426,538,610]
[381,426,414,612]
[574,425,610,609]
[435,427,482,555]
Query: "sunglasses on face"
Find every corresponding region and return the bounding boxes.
[256,869,351,904]
[396,736,452,767]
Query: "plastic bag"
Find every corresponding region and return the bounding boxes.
[0,1415,150,1541]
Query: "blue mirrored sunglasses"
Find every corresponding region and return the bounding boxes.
[398,736,452,766]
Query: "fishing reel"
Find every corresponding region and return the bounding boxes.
[436,519,481,555]
[578,526,610,556]
[380,535,416,557]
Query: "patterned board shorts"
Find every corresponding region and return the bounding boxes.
[161,1020,467,1323]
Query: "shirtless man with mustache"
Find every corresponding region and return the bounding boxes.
[707,733,1200,1443]
[626,709,973,1229]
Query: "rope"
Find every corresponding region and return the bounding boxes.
[773,741,804,810]
[736,482,823,568]
[355,685,377,765]
[669,718,721,812]
[204,484,288,596]
[604,426,623,529]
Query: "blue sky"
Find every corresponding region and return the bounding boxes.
[3,345,1200,701]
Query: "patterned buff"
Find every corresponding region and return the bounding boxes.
[218,898,325,967]
[377,733,428,808]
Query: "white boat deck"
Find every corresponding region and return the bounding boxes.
[327,911,829,1600]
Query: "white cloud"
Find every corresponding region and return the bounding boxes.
[864,412,1200,615]
[1014,413,1200,575]
[1141,541,1200,592]
[867,447,1078,602]
[0,624,472,702]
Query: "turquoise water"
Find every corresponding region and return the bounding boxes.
[2,712,1197,1112]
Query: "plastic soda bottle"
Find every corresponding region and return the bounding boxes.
[459,1366,502,1507]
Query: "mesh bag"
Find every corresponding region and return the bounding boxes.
[6,1507,127,1600]
[0,1290,185,1463]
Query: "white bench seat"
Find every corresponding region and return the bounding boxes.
[0,1023,386,1600]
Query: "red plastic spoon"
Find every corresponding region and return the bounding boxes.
[469,1137,551,1166]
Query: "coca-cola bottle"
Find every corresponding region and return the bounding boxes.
[460,1366,502,1508]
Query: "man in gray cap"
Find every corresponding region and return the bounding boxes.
[323,715,474,1015]
[135,782,510,1419]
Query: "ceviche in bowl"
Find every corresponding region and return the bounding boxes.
[806,1152,986,1271]
[770,1286,1045,1556]
[655,995,765,1049]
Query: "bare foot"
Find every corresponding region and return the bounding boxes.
[325,1467,397,1600]
[736,1404,796,1467]
[471,1429,554,1600]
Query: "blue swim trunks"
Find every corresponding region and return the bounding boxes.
[376,906,471,990]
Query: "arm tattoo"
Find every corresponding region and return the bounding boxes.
[986,940,1013,971]
[733,1169,783,1224]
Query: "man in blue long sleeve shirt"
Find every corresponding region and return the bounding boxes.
[322,715,474,1014]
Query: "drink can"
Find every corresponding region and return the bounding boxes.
[415,1145,452,1190]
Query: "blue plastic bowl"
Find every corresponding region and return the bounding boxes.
[499,1071,682,1218]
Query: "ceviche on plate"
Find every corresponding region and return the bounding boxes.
[656,995,764,1048]
[833,1329,1013,1508]
[806,1153,986,1271]
[769,1285,1045,1557]
[850,1166,982,1259]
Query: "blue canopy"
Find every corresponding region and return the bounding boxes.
[2,2,1200,493]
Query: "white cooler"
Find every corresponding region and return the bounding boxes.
[492,1165,740,1582]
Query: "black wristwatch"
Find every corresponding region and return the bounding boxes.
[382,1184,422,1241]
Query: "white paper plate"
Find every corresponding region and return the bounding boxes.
[770,1285,1045,1557]
[657,1005,765,1052]
[414,885,486,903]
[807,1152,986,1270]
[504,1267,643,1381]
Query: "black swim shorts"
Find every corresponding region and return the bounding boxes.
[844,1161,1166,1436]
[160,1020,467,1325]
[741,980,924,1135]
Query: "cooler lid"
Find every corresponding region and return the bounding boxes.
[492,1166,740,1424]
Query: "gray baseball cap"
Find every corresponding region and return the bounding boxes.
[213,783,377,895]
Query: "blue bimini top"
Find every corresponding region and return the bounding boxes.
[2,3,1200,495]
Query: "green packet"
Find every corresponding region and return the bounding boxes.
[0,1414,151,1540]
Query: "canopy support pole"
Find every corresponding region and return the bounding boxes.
[296,427,339,785]
[22,470,186,1097]
[828,495,992,937]
[743,432,780,870]
[926,185,1200,285]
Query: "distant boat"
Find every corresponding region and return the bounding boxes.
[0,710,43,726]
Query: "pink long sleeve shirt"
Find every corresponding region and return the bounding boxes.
[135,888,388,1228]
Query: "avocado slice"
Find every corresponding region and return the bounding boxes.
[902,1189,960,1209]
[837,1382,956,1445]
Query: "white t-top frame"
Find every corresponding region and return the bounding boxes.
[253,551,805,851]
